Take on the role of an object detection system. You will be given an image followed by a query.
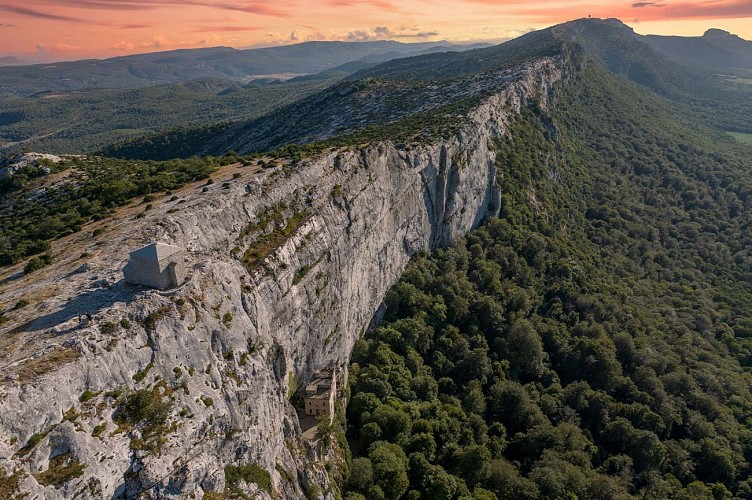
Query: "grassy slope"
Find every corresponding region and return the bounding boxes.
[729,132,752,144]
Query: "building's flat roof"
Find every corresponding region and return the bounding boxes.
[130,242,183,262]
[305,392,331,400]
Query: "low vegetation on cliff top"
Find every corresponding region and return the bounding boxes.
[0,154,232,267]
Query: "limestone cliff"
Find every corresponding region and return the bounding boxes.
[0,55,569,498]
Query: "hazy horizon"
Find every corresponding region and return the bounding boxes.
[1,0,751,62]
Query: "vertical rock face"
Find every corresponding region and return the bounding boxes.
[0,56,568,498]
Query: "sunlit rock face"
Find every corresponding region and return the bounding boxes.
[0,55,568,499]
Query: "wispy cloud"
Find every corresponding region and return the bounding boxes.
[0,4,85,22]
[117,23,152,28]
[632,2,664,7]
[192,25,263,32]
[36,42,82,52]
[344,25,439,41]
[325,0,402,12]
[506,0,752,24]
[5,0,292,16]
[108,33,223,51]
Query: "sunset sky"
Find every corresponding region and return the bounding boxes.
[1,0,751,61]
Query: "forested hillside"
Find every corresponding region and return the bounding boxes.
[104,29,564,160]
[343,62,752,499]
[0,41,481,155]
[0,40,458,96]
[0,77,339,155]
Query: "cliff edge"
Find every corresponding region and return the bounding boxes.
[0,55,569,498]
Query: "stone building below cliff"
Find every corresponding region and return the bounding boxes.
[303,368,338,422]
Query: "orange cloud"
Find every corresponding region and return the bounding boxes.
[36,42,82,52]
[511,0,752,23]
[0,4,84,22]
[0,0,749,60]
[192,25,264,32]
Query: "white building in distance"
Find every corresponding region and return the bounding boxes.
[123,242,186,290]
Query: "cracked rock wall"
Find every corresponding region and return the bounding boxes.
[0,55,569,498]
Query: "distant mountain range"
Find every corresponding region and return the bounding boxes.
[103,18,752,160]
[0,40,488,154]
[645,28,752,73]
[2,20,751,157]
[0,40,488,97]
[0,56,32,67]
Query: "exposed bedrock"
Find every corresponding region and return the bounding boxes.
[0,55,568,498]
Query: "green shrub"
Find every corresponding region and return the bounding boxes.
[13,299,29,310]
[132,363,153,383]
[101,322,118,334]
[79,390,97,403]
[225,463,272,495]
[222,312,233,328]
[34,452,85,487]
[292,265,311,285]
[202,491,225,500]
[114,388,171,453]
[16,429,51,457]
[287,372,300,400]
[91,423,107,438]
[24,254,52,274]
[143,306,170,330]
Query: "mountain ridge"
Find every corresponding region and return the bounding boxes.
[0,40,482,97]
[104,17,752,161]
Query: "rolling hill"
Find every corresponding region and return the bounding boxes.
[0,40,477,97]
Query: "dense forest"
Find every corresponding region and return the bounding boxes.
[343,63,752,499]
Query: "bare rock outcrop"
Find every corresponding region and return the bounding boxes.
[0,55,569,498]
